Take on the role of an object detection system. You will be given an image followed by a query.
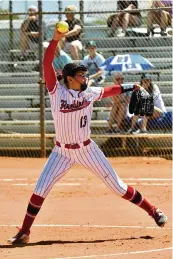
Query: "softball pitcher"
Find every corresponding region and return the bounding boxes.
[8,27,167,245]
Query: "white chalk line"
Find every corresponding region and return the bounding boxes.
[12,183,81,186]
[0,178,172,182]
[11,182,172,186]
[0,178,28,181]
[123,178,172,181]
[0,224,171,230]
[49,247,173,259]
[0,178,88,182]
[0,178,172,186]
[1,224,171,258]
[126,183,172,186]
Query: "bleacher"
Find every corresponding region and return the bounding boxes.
[0,24,172,157]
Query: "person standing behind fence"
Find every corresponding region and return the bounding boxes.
[19,5,48,59]
[82,41,106,87]
[147,0,172,36]
[61,5,83,60]
[108,0,142,37]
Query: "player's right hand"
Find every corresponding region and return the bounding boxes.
[28,15,37,21]
[133,84,143,91]
[53,27,67,41]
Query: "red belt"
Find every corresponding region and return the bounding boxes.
[56,139,91,149]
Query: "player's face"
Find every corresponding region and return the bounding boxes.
[88,46,96,55]
[65,13,74,20]
[28,8,37,16]
[142,79,150,88]
[114,77,124,84]
[68,71,88,90]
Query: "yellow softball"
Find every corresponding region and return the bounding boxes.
[56,21,69,33]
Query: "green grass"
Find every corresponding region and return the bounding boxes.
[0,9,20,20]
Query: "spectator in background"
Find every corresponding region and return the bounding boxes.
[108,0,142,37]
[20,5,48,59]
[147,0,172,36]
[53,41,72,71]
[61,5,83,60]
[82,40,105,87]
[128,74,166,134]
[106,73,130,133]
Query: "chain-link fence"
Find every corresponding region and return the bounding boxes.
[0,0,172,158]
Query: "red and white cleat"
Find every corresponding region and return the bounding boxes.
[151,208,168,227]
[7,227,30,245]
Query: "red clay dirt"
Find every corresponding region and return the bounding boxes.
[0,156,172,259]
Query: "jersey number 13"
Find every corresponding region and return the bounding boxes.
[80,115,87,128]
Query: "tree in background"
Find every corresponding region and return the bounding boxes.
[0,9,19,20]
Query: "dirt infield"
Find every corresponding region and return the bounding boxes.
[0,157,172,259]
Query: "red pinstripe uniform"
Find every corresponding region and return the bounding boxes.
[34,40,126,198]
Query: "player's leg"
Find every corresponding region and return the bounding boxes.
[114,100,127,131]
[8,148,74,245]
[107,96,120,132]
[76,142,128,195]
[160,11,170,35]
[69,40,83,60]
[110,13,122,35]
[146,11,160,36]
[76,142,167,227]
[121,4,141,34]
[20,32,29,55]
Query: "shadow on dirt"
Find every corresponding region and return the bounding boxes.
[1,235,153,248]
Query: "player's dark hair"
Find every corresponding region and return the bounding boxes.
[140,74,154,95]
[141,80,154,95]
[56,69,63,81]
[62,63,87,85]
[148,82,154,94]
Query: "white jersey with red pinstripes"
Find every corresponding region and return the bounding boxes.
[34,39,128,200]
[49,82,104,144]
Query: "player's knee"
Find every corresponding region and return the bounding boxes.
[69,44,77,52]
[34,187,46,198]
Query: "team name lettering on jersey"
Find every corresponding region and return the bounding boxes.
[60,98,91,113]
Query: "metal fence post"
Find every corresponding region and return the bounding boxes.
[38,0,46,157]
[79,0,84,24]
[9,0,14,50]
[58,1,62,21]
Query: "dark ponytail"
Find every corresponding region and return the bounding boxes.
[148,82,154,94]
[140,73,154,95]
[56,69,63,81]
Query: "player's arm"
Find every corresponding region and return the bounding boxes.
[89,68,103,80]
[43,28,66,92]
[91,56,105,79]
[65,24,82,38]
[101,84,141,99]
[21,19,30,33]
[21,15,37,33]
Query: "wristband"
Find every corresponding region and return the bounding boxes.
[121,85,135,93]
